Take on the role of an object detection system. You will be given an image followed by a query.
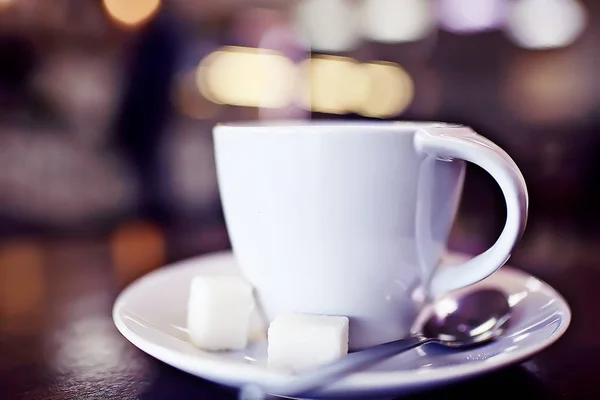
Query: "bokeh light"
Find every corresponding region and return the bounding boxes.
[111,221,166,285]
[298,56,369,114]
[360,0,436,43]
[357,61,415,118]
[298,56,414,117]
[0,241,45,333]
[505,0,587,50]
[197,46,297,109]
[295,0,361,52]
[438,0,507,34]
[102,0,161,27]
[195,45,414,119]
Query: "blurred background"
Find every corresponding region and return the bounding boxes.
[0,1,599,389]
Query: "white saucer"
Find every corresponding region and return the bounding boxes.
[113,251,571,399]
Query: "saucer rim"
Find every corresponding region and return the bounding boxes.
[113,251,572,394]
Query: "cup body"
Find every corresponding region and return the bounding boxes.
[214,121,466,348]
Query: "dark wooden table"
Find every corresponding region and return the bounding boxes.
[1,193,599,399]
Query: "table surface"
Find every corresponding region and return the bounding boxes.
[1,205,599,399]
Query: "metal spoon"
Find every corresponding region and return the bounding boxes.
[239,288,511,399]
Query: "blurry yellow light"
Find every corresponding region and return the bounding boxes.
[299,56,369,114]
[197,46,296,109]
[102,0,161,27]
[358,62,414,118]
[195,64,223,105]
[196,47,414,118]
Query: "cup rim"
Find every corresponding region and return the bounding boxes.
[214,120,464,131]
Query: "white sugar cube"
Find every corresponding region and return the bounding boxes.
[267,313,349,372]
[187,275,255,351]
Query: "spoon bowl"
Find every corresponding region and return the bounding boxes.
[419,288,511,347]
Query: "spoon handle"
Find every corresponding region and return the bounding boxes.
[273,335,430,398]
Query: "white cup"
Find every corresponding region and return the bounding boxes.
[214,121,528,349]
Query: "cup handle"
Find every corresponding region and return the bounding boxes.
[414,126,529,298]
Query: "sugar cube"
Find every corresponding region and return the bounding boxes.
[267,313,349,372]
[187,275,255,351]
